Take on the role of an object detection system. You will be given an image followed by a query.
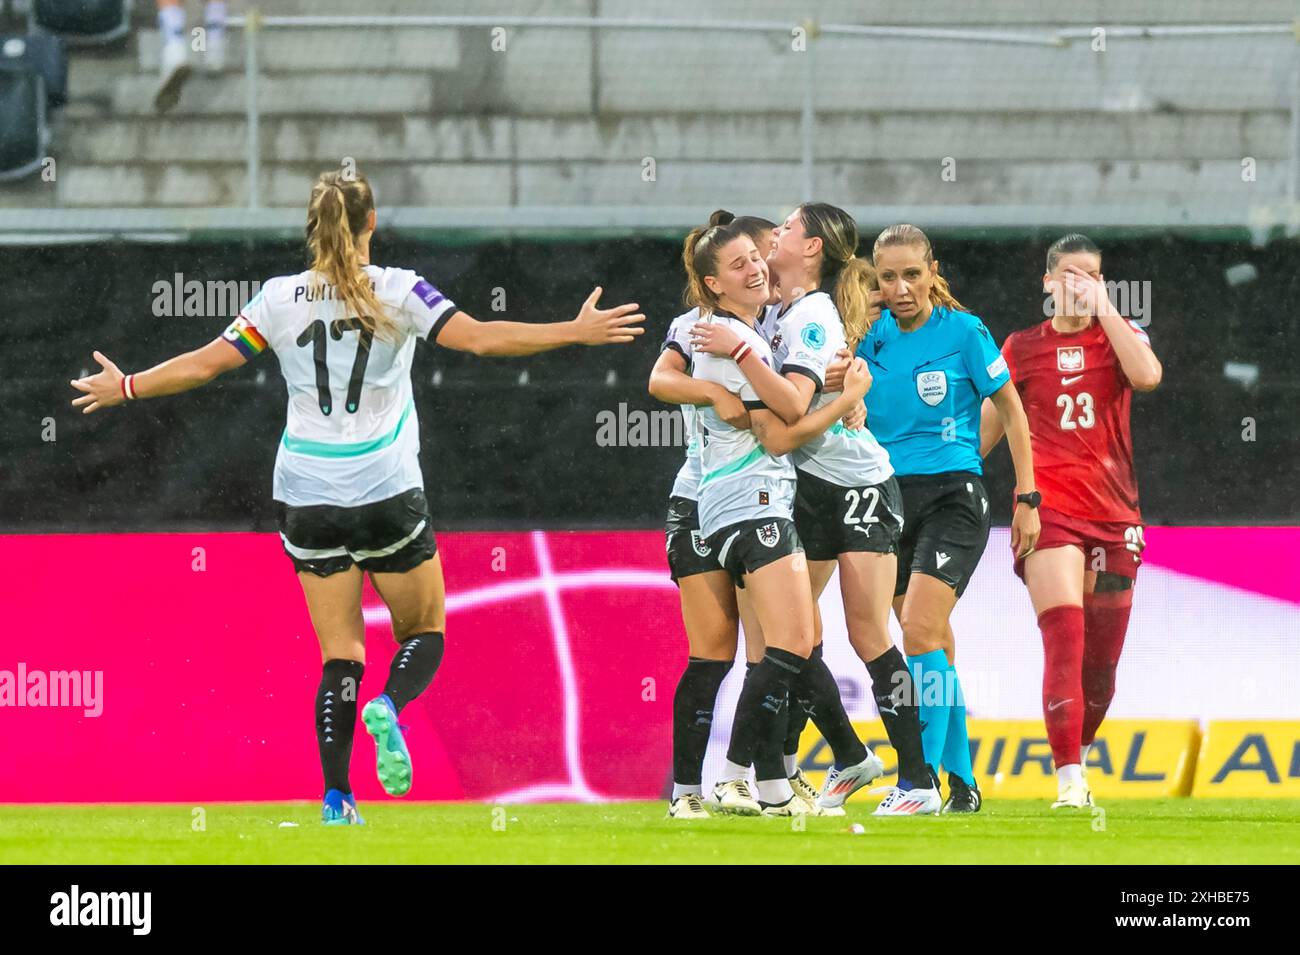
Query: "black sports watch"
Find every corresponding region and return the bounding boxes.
[1015,491,1042,509]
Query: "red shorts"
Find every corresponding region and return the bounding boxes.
[1013,506,1144,581]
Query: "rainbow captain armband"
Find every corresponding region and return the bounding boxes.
[222,315,269,359]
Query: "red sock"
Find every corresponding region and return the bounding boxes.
[1039,605,1085,769]
[1081,589,1133,745]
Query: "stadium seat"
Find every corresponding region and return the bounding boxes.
[0,31,67,107]
[0,70,47,181]
[29,0,132,46]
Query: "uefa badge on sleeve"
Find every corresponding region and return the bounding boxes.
[757,522,780,548]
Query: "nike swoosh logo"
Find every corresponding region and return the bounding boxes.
[1047,698,1075,712]
[1061,375,1084,385]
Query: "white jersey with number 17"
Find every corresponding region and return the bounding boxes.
[221,264,457,508]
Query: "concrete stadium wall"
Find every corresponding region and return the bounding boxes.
[3,0,1294,211]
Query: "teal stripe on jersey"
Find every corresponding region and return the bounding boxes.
[281,400,413,458]
[699,445,767,487]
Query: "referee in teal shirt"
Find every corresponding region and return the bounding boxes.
[855,225,1039,813]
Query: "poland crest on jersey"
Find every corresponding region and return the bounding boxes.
[1057,346,1085,373]
[756,522,780,548]
[916,370,948,407]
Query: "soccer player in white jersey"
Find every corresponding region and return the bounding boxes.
[69,169,644,825]
[692,203,940,815]
[683,217,873,815]
[648,212,777,819]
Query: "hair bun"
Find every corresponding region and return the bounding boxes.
[708,209,735,227]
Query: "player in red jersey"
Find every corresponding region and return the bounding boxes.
[980,234,1162,809]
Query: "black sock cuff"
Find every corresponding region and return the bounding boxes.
[764,646,806,674]
[323,658,364,679]
[399,630,444,646]
[687,657,732,675]
[865,646,906,683]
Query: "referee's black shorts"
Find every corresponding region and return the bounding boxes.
[894,471,991,598]
[275,488,438,577]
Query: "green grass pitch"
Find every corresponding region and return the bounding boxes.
[2,800,1297,865]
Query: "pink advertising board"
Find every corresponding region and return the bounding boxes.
[1,528,1297,802]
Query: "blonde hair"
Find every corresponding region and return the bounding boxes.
[797,203,879,346]
[305,169,395,341]
[681,209,747,315]
[873,223,967,313]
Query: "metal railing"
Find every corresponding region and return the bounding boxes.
[3,13,1298,239]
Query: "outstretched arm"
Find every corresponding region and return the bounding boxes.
[70,340,247,414]
[435,287,644,357]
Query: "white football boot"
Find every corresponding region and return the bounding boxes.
[870,783,943,816]
[816,750,886,809]
[1052,778,1095,809]
[667,793,711,819]
[760,794,818,817]
[706,779,762,816]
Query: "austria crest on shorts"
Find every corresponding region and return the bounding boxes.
[756,522,780,548]
[689,531,710,557]
[916,370,947,407]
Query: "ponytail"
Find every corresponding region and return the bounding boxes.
[928,271,966,313]
[796,202,879,345]
[682,210,745,315]
[833,256,879,347]
[306,169,395,342]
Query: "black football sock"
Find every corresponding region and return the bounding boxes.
[317,658,364,794]
[383,631,445,713]
[671,658,732,787]
[798,644,868,769]
[726,647,804,780]
[866,646,929,788]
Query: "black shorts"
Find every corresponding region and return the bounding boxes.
[275,488,438,577]
[665,496,723,582]
[794,469,904,562]
[894,472,991,598]
[705,517,803,589]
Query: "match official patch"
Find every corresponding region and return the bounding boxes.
[916,370,947,406]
